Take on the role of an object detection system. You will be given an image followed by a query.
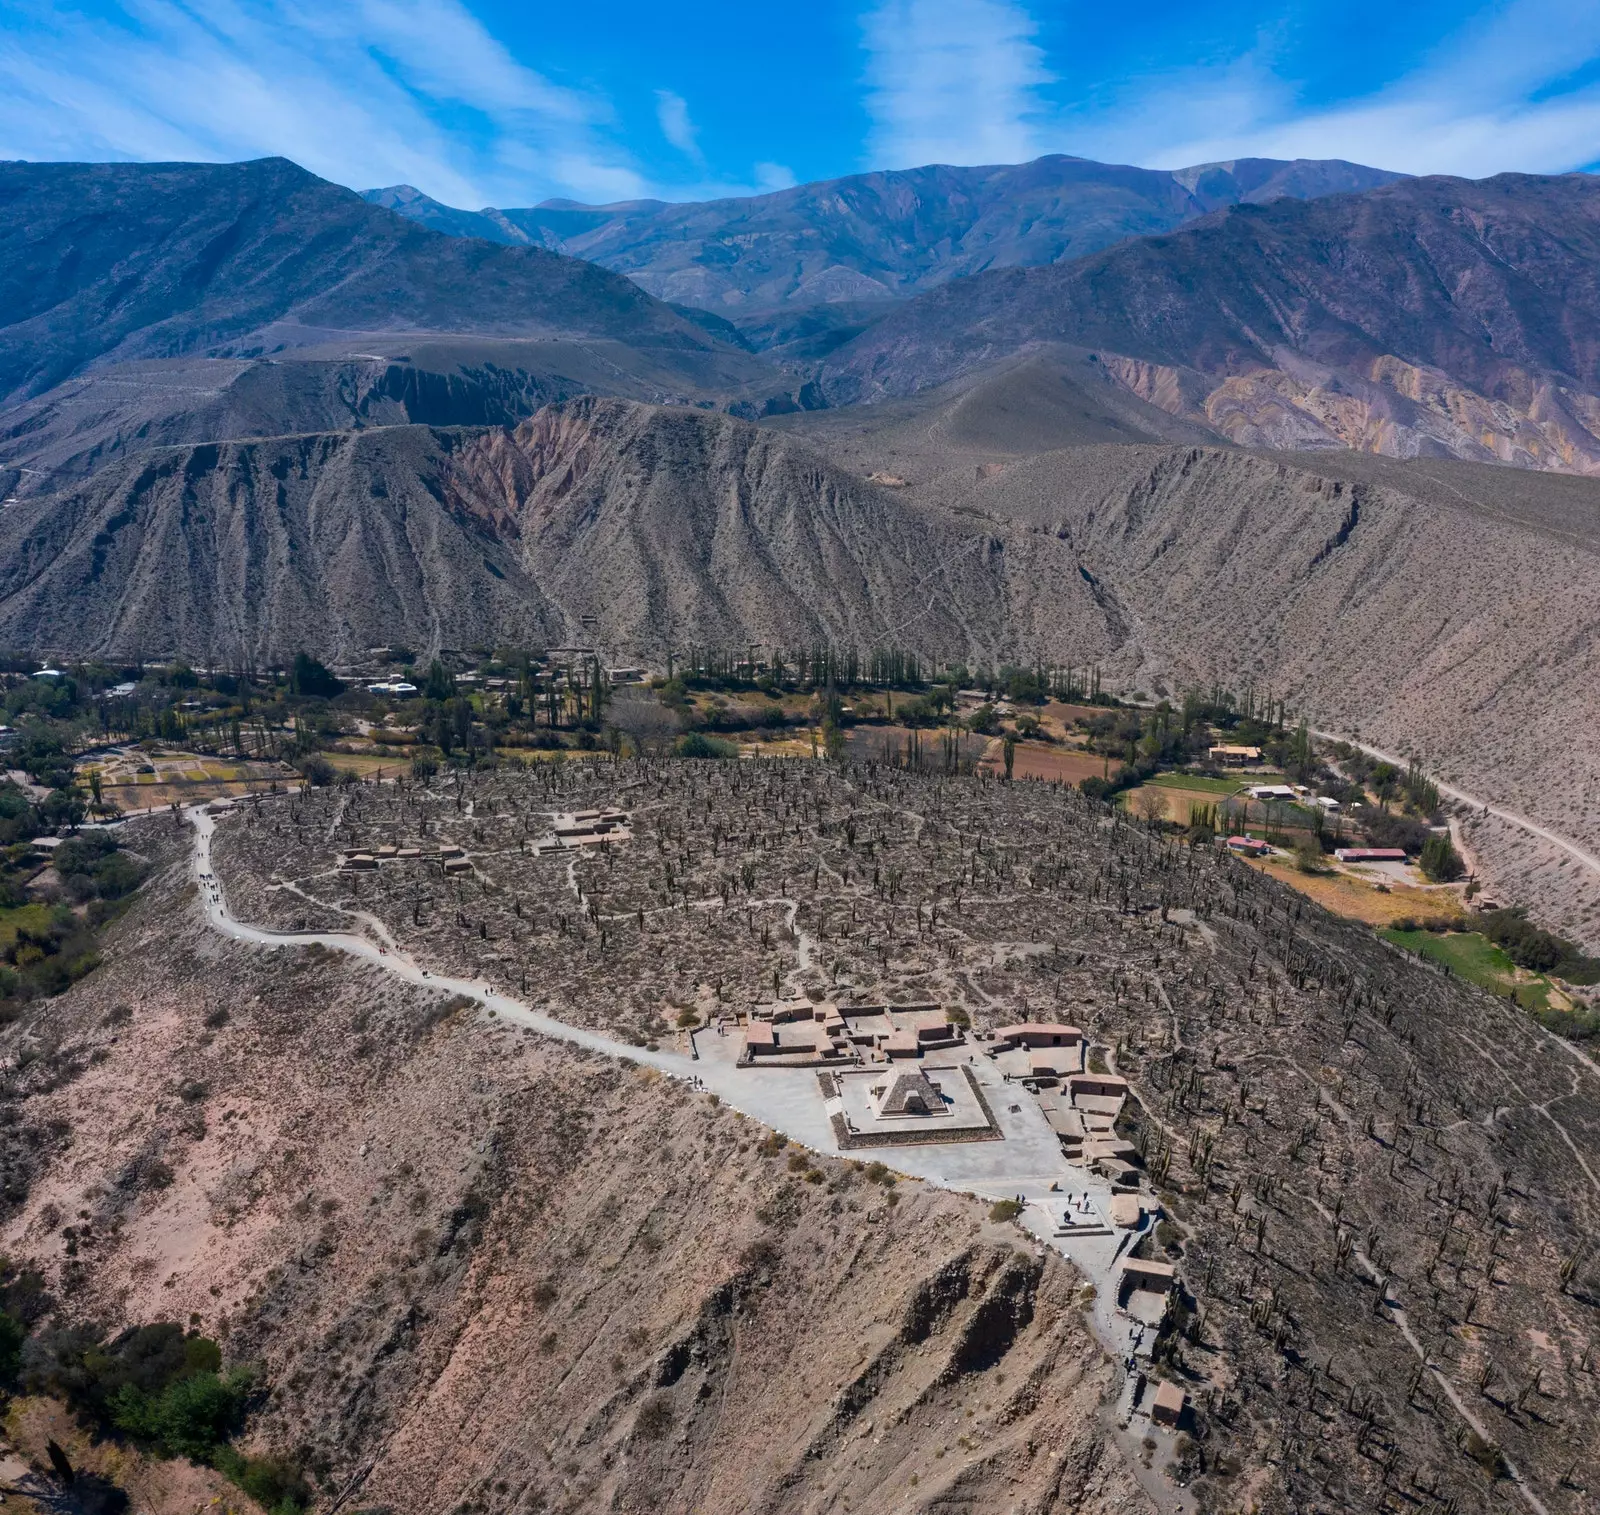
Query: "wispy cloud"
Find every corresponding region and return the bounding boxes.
[755,162,798,193]
[654,89,705,167]
[1030,0,1600,177]
[861,0,1050,169]
[0,0,644,205]
[856,0,1600,179]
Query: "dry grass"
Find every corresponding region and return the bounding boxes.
[1118,784,1211,824]
[1249,855,1464,928]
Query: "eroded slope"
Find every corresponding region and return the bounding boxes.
[0,807,1147,1515]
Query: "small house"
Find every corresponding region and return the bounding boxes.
[993,1023,1083,1049]
[1119,1257,1176,1303]
[1151,1381,1187,1428]
[883,1029,923,1059]
[744,1021,778,1056]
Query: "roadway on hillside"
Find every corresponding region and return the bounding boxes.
[1313,728,1600,879]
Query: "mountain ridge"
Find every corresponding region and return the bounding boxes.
[0,157,736,403]
[819,170,1600,472]
[362,154,1403,318]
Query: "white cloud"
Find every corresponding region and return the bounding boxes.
[0,0,646,206]
[1144,91,1600,180]
[856,0,1600,179]
[654,89,705,167]
[1034,0,1600,178]
[861,0,1050,169]
[755,162,798,193]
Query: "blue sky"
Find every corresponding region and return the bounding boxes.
[3,1,1599,208]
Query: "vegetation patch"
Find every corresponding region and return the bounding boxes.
[20,1322,309,1513]
[1379,927,1596,1032]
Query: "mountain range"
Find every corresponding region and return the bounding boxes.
[362,157,1600,469]
[363,155,1402,333]
[0,157,760,404]
[1,148,1599,951]
[5,153,1600,735]
[820,171,1600,469]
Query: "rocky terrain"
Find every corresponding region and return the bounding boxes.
[0,397,1090,667]
[10,376,1598,934]
[364,155,1401,328]
[3,759,1597,1514]
[819,172,1600,472]
[0,335,781,501]
[5,151,1600,948]
[1,793,1153,1515]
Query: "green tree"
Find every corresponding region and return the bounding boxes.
[967,704,998,735]
[1419,833,1466,883]
[288,654,342,700]
[423,660,454,702]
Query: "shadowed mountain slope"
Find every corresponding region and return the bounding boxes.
[364,155,1402,319]
[821,172,1600,472]
[0,398,1100,666]
[0,158,741,403]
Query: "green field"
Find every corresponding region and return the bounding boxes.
[1382,928,1553,1009]
[1148,772,1248,795]
[0,903,63,957]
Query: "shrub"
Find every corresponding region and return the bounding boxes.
[54,831,117,878]
[1478,908,1570,973]
[212,1449,312,1515]
[111,1368,248,1459]
[288,654,343,699]
[988,1198,1023,1223]
[634,1392,674,1440]
[676,732,737,760]
[0,1309,25,1385]
[1462,1430,1509,1479]
[1293,840,1329,874]
[1361,811,1430,855]
[295,755,335,787]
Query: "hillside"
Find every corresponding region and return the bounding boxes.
[364,154,1402,320]
[8,383,1600,948]
[820,172,1600,472]
[0,335,779,498]
[776,373,1600,939]
[0,398,1099,666]
[5,759,1597,1512]
[0,158,741,403]
[0,809,1147,1515]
